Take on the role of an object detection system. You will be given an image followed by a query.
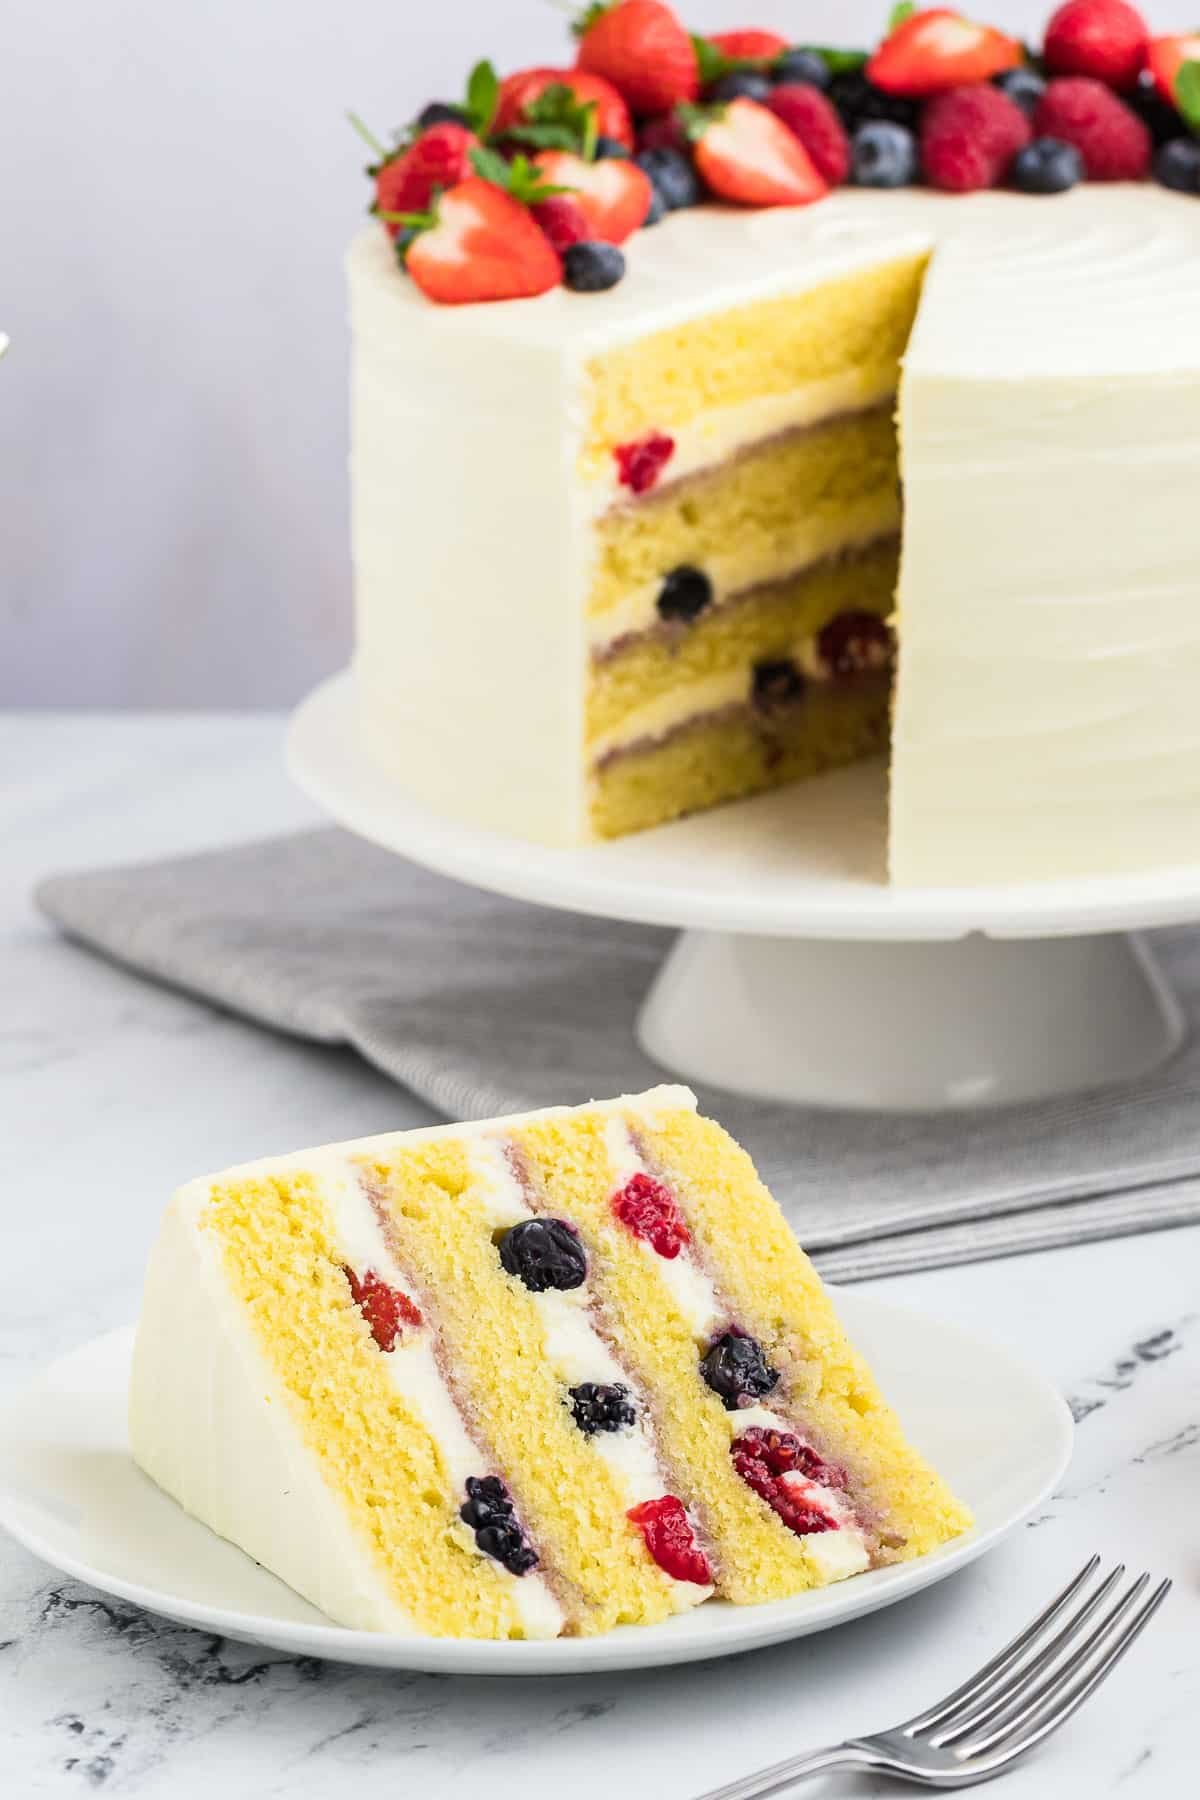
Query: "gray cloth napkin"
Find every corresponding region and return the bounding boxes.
[37,828,1200,1281]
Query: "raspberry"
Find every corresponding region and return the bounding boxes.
[1043,0,1149,92]
[614,430,676,494]
[733,1427,848,1488]
[627,1496,713,1586]
[766,84,851,186]
[731,1433,842,1538]
[920,84,1032,192]
[531,195,591,255]
[612,1171,691,1258]
[343,1266,422,1352]
[816,611,894,678]
[1034,76,1151,179]
[636,112,689,154]
[374,123,476,236]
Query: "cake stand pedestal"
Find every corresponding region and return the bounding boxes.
[287,673,1198,1112]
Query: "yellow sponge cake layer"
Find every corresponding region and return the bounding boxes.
[582,254,927,474]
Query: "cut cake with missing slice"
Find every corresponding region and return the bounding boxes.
[130,1086,970,1639]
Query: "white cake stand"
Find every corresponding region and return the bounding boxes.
[287,672,1200,1111]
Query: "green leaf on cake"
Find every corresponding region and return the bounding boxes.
[468,145,568,205]
[465,59,500,138]
[692,35,734,84]
[501,82,600,160]
[802,46,870,75]
[888,3,917,29]
[1177,60,1200,134]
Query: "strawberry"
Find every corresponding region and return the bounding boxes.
[706,29,790,65]
[531,193,593,255]
[868,8,1022,97]
[766,84,851,186]
[404,178,563,305]
[1034,75,1152,178]
[1043,0,1149,90]
[373,122,478,237]
[532,149,654,242]
[495,66,634,148]
[575,1,700,116]
[920,83,1031,190]
[685,97,828,206]
[1146,32,1200,109]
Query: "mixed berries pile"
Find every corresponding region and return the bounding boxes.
[354,2,1200,306]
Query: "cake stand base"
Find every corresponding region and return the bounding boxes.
[637,929,1185,1111]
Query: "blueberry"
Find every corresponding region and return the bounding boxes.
[657,566,713,623]
[828,70,919,133]
[851,121,919,188]
[1011,137,1085,195]
[1153,137,1200,195]
[700,1331,781,1410]
[562,241,626,293]
[498,1217,588,1291]
[635,146,702,211]
[706,71,772,104]
[417,101,469,129]
[992,67,1045,116]
[752,658,807,711]
[772,49,830,90]
[595,134,632,159]
[569,1382,638,1435]
[642,185,667,226]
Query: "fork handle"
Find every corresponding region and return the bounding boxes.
[694,1742,867,1799]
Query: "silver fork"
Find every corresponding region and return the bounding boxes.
[695,1557,1171,1795]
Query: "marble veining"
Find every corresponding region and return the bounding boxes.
[0,716,1196,1796]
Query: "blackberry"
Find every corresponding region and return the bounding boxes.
[417,101,469,129]
[595,134,632,159]
[634,146,702,211]
[700,1330,781,1409]
[460,1476,539,1576]
[851,121,919,188]
[569,1381,638,1434]
[1129,73,1187,149]
[656,566,713,623]
[827,70,919,134]
[706,71,772,104]
[752,658,807,711]
[497,1217,587,1291]
[992,67,1045,117]
[562,242,626,293]
[1011,137,1085,195]
[772,49,831,90]
[1153,138,1200,195]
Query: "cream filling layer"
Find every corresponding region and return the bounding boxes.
[314,1151,565,1640]
[580,366,901,515]
[587,492,901,653]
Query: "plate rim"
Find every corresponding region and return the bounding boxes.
[0,1294,1074,1675]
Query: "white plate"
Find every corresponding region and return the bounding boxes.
[0,1294,1071,1675]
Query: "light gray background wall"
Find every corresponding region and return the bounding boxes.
[2,1,1188,706]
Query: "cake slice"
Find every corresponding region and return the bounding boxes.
[130,1087,970,1638]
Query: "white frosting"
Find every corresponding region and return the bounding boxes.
[351,185,1200,880]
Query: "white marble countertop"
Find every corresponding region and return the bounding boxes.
[1,713,1196,1799]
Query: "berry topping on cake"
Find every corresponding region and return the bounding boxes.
[569,1381,638,1433]
[614,430,675,493]
[656,565,713,623]
[851,120,921,186]
[495,66,635,149]
[1154,136,1200,193]
[417,101,472,129]
[773,48,833,90]
[700,1329,781,1408]
[1043,0,1149,91]
[400,174,564,306]
[532,149,654,242]
[627,1496,713,1585]
[829,69,920,132]
[532,194,592,254]
[817,611,894,677]
[706,29,790,65]
[373,122,478,236]
[460,1476,540,1575]
[343,1266,423,1351]
[684,97,828,207]
[706,70,774,104]
[1012,135,1087,190]
[563,241,628,289]
[636,110,690,154]
[1034,76,1152,178]
[575,1,700,116]
[595,134,633,158]
[868,8,1022,97]
[1146,32,1200,111]
[634,144,703,209]
[767,84,852,185]
[612,1171,692,1257]
[920,82,1032,191]
[752,657,808,710]
[733,1426,848,1488]
[498,1217,588,1290]
[731,1434,841,1537]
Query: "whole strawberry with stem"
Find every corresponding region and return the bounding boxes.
[574,0,700,116]
[391,154,567,305]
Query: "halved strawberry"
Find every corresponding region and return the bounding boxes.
[374,122,478,237]
[495,66,634,148]
[868,8,1022,97]
[706,29,790,64]
[532,149,654,242]
[1146,33,1200,109]
[404,179,563,305]
[685,97,828,206]
[575,1,700,116]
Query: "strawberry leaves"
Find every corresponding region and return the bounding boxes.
[463,59,500,137]
[469,145,569,204]
[499,82,600,160]
[1177,59,1200,133]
